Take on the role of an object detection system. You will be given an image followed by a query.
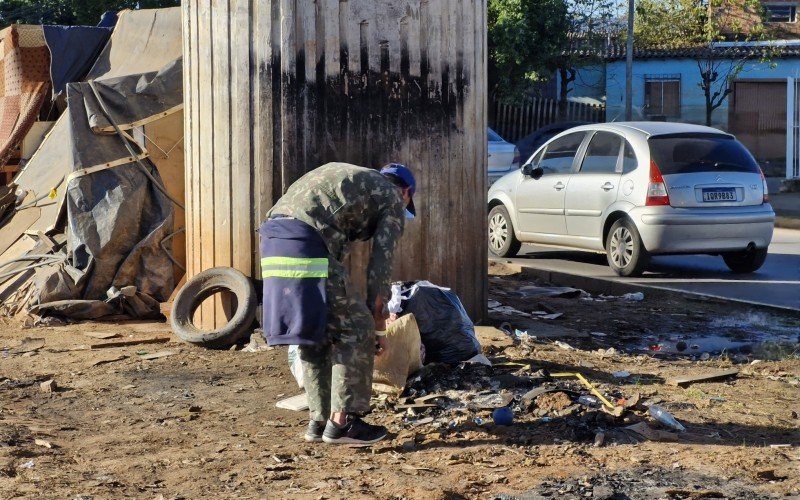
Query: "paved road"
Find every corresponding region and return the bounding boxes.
[496,227,800,311]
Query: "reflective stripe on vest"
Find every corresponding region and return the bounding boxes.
[260,256,329,278]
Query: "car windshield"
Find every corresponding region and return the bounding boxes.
[488,128,504,142]
[648,133,760,175]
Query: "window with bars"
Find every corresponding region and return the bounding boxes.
[765,4,797,23]
[644,77,681,119]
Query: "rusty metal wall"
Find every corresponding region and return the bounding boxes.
[183,0,488,328]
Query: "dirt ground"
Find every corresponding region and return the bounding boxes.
[0,264,798,499]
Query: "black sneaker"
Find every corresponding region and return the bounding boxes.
[304,420,326,442]
[322,415,387,445]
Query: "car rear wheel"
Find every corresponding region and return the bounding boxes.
[488,205,521,257]
[606,219,648,277]
[722,248,768,273]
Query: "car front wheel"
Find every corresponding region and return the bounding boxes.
[722,248,768,273]
[488,205,521,257]
[606,218,649,277]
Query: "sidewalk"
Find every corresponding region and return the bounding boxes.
[770,191,800,229]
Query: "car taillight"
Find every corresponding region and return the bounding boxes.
[646,159,670,206]
[513,147,521,166]
[760,168,769,203]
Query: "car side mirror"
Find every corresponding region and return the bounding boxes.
[522,163,544,180]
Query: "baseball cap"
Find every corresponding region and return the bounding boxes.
[380,163,417,216]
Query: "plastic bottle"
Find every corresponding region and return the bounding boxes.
[648,405,686,432]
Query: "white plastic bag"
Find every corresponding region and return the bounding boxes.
[287,345,305,389]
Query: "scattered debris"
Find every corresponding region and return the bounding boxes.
[90,337,171,349]
[138,350,178,361]
[39,379,57,393]
[83,332,121,340]
[91,355,128,367]
[276,393,309,412]
[648,405,686,432]
[34,438,54,449]
[668,369,739,387]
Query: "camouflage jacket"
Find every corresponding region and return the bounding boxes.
[267,162,406,306]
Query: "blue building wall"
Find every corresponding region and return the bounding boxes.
[599,57,800,129]
[557,64,606,102]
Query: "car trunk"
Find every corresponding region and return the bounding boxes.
[488,141,517,173]
[649,133,766,208]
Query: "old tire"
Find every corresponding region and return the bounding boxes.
[606,218,649,277]
[722,248,768,273]
[170,267,257,349]
[488,205,521,257]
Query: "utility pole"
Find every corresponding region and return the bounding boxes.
[625,0,634,120]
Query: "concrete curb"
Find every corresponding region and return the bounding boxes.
[504,260,800,316]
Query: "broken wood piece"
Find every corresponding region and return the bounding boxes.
[83,331,120,340]
[138,350,178,360]
[90,337,171,349]
[626,421,679,442]
[394,403,438,411]
[34,438,54,449]
[521,387,557,406]
[91,355,128,367]
[668,369,739,387]
[414,393,446,404]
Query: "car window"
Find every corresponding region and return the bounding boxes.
[488,128,504,142]
[527,148,544,167]
[579,132,622,174]
[648,133,760,174]
[622,141,638,173]
[540,132,585,174]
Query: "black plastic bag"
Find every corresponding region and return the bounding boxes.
[401,284,480,364]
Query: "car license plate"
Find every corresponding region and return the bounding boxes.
[702,188,736,202]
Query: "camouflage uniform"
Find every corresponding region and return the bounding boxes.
[267,162,405,421]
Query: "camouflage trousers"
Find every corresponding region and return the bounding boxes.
[298,258,375,422]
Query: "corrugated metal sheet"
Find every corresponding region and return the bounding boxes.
[183,0,488,328]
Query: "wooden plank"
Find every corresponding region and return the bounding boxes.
[143,111,185,284]
[668,369,739,387]
[212,0,233,326]
[0,206,40,256]
[90,337,171,349]
[197,0,214,329]
[231,0,253,279]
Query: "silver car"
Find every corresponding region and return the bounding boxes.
[487,122,775,276]
[488,128,520,186]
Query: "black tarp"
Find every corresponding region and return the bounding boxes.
[43,25,112,98]
[31,58,182,319]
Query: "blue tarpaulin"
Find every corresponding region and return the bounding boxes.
[43,25,112,97]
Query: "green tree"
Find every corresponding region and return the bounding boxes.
[0,0,179,28]
[633,0,774,126]
[488,0,570,102]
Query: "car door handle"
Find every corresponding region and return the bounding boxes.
[553,182,565,191]
[601,182,615,191]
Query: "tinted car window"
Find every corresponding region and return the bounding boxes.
[648,133,760,174]
[540,132,585,174]
[488,128,504,142]
[622,141,637,173]
[579,132,622,174]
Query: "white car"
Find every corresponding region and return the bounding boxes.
[488,128,520,185]
[487,122,775,276]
